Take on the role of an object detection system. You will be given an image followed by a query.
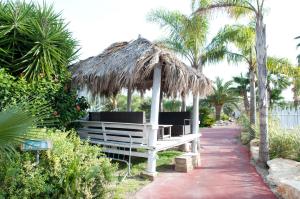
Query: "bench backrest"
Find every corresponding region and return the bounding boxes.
[77,121,148,146]
[159,112,191,125]
[89,112,145,124]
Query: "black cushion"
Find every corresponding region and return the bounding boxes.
[159,112,191,125]
[89,112,145,124]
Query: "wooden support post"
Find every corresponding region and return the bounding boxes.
[192,94,199,153]
[145,64,161,176]
[181,95,187,112]
[159,90,163,112]
[127,86,132,112]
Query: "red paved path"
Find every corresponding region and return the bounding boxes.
[135,126,276,199]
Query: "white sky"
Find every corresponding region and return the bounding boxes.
[34,0,300,101]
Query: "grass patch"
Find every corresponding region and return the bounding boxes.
[113,150,183,199]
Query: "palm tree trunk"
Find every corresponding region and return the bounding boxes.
[293,85,300,108]
[256,14,269,166]
[243,91,250,114]
[249,66,256,140]
[181,95,187,112]
[215,105,222,121]
[249,67,256,126]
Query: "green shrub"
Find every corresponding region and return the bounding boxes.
[0,69,88,129]
[238,114,300,161]
[199,107,215,127]
[139,98,152,118]
[221,113,229,121]
[0,129,116,198]
[268,120,300,161]
[237,113,256,144]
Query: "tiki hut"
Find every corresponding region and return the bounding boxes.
[70,37,213,175]
[70,37,212,98]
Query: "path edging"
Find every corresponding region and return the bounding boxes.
[249,141,300,199]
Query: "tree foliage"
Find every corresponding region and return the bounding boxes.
[147,5,226,70]
[0,69,88,129]
[232,73,250,112]
[208,23,256,66]
[163,99,181,112]
[0,1,78,81]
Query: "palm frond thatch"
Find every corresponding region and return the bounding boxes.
[70,37,213,97]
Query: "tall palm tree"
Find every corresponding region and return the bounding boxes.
[194,0,270,165]
[232,74,250,113]
[209,23,257,126]
[206,78,239,120]
[266,57,292,108]
[147,6,226,139]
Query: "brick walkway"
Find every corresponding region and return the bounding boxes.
[135,126,276,199]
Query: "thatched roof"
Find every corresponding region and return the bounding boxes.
[70,37,212,97]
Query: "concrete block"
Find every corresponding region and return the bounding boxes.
[175,154,193,172]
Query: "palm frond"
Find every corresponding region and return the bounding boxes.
[201,45,226,65]
[0,98,54,158]
[267,57,295,77]
[147,7,209,68]
[193,0,256,18]
[0,1,78,81]
[206,77,240,107]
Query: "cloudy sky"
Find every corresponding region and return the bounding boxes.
[33,0,300,100]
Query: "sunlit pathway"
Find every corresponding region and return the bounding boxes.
[135,126,276,199]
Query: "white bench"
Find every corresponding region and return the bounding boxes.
[76,120,201,175]
[77,120,152,158]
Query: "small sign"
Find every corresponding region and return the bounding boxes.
[21,140,52,151]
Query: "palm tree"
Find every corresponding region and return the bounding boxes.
[266,58,291,108]
[194,0,270,165]
[292,72,300,108]
[147,6,226,139]
[232,74,250,113]
[209,23,257,126]
[206,78,239,120]
[0,1,78,81]
[295,36,300,63]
